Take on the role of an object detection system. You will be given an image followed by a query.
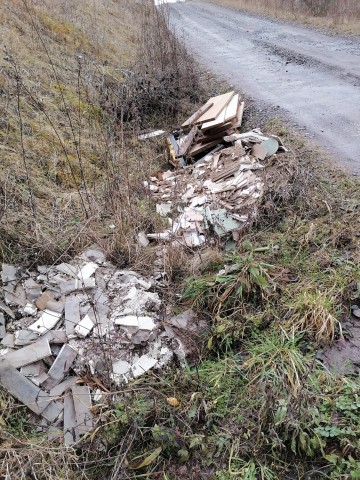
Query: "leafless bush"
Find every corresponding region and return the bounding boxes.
[99,2,203,128]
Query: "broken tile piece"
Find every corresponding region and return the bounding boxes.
[43,344,77,390]
[28,309,62,335]
[115,315,139,327]
[20,361,42,377]
[132,355,157,378]
[3,338,51,368]
[56,263,78,277]
[72,385,93,436]
[74,315,94,338]
[1,333,15,348]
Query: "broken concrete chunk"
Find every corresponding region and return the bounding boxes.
[71,385,93,436]
[132,355,157,378]
[3,338,51,368]
[74,315,94,338]
[28,309,62,335]
[43,344,77,390]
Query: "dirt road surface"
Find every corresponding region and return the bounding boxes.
[169,1,360,174]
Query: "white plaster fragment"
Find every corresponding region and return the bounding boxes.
[115,315,139,327]
[77,262,98,280]
[28,309,62,334]
[138,317,156,331]
[24,303,37,316]
[112,360,131,375]
[74,315,94,338]
[131,355,157,378]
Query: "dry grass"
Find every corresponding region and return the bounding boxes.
[212,0,360,34]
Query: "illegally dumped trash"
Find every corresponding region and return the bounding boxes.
[143,91,286,247]
[0,248,204,445]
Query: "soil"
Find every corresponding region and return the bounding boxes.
[169,1,360,174]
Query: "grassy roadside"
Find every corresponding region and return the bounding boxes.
[210,0,360,35]
[1,1,360,479]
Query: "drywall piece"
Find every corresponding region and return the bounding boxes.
[43,330,67,344]
[115,315,139,327]
[1,264,17,283]
[50,377,80,398]
[4,338,51,369]
[41,395,63,422]
[64,393,78,446]
[0,359,50,416]
[35,291,54,310]
[260,137,279,157]
[15,329,66,346]
[77,262,98,280]
[59,278,96,295]
[21,361,42,377]
[1,333,15,348]
[56,263,78,278]
[0,313,5,339]
[112,360,131,375]
[28,309,62,335]
[43,344,77,390]
[71,385,93,436]
[0,300,15,319]
[132,355,157,378]
[23,303,37,315]
[251,144,267,160]
[65,297,81,335]
[138,317,156,331]
[205,208,243,236]
[74,315,94,338]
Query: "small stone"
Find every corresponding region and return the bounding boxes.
[353,309,360,319]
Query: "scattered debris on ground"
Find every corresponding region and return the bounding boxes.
[0,249,204,445]
[144,91,286,247]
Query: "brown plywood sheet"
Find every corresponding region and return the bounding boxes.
[196,91,235,124]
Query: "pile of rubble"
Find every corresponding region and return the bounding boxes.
[144,91,286,247]
[0,248,203,445]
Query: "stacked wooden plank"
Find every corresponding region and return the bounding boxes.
[169,91,245,166]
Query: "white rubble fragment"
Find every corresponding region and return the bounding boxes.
[112,360,131,375]
[74,315,94,338]
[115,315,139,327]
[137,231,150,247]
[24,303,37,316]
[138,317,156,331]
[156,203,172,217]
[132,355,158,378]
[28,309,62,334]
[77,262,98,280]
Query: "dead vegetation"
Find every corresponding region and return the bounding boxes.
[212,0,360,34]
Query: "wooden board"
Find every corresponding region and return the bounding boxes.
[196,91,235,124]
[181,100,213,128]
[224,94,239,123]
[232,101,245,128]
[178,126,198,157]
[189,139,221,157]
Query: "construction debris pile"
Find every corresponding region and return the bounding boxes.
[0,248,202,445]
[145,91,286,247]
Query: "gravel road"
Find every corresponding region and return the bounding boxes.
[169,1,360,174]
